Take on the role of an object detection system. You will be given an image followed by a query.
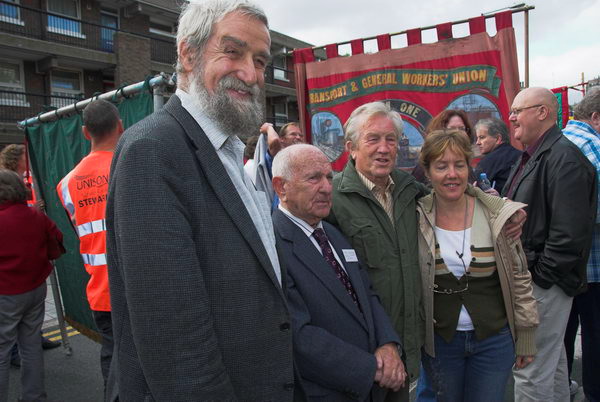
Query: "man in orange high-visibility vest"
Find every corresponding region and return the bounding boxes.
[57,99,123,391]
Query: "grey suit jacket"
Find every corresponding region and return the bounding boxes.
[105,95,294,401]
[273,209,401,402]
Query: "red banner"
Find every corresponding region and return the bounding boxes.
[552,86,569,128]
[294,14,521,171]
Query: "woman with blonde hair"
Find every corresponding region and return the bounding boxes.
[416,130,538,401]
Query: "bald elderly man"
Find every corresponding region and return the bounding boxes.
[505,87,597,402]
[272,144,405,401]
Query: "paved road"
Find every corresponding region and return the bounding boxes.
[8,326,585,402]
[8,325,104,401]
[6,282,586,401]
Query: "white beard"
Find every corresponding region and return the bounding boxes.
[188,72,265,138]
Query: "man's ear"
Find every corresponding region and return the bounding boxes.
[590,111,600,132]
[345,141,355,157]
[272,177,286,200]
[538,104,550,121]
[177,40,195,73]
[82,126,91,141]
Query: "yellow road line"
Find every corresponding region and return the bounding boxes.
[48,330,79,342]
[43,327,74,337]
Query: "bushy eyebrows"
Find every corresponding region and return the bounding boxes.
[221,35,246,48]
[221,35,272,62]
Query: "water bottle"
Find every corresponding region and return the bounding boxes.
[478,173,492,191]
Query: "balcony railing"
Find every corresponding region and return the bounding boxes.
[0,89,83,123]
[150,37,177,65]
[0,0,175,64]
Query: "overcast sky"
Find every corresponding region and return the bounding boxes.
[253,0,599,103]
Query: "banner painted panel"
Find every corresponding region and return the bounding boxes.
[552,86,569,128]
[294,23,521,171]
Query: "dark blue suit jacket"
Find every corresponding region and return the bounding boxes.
[273,209,401,402]
[475,142,522,194]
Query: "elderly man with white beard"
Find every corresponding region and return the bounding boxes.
[105,1,297,401]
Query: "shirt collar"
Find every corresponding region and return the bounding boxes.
[278,204,323,237]
[357,170,395,194]
[566,120,599,136]
[524,126,553,157]
[175,88,242,152]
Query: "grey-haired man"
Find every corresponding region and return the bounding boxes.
[106,1,296,400]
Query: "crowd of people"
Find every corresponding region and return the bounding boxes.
[1,0,599,401]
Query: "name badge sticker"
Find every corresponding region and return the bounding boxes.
[343,249,358,262]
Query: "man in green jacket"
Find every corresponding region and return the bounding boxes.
[327,102,428,402]
[328,102,526,402]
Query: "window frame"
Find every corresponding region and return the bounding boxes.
[0,0,25,26]
[50,68,83,108]
[46,0,86,39]
[0,59,29,107]
[272,46,288,82]
[148,18,175,38]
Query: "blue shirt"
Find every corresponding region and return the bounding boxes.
[563,120,600,282]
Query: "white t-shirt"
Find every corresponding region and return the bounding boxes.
[434,226,475,331]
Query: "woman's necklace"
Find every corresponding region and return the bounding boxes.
[456,196,469,261]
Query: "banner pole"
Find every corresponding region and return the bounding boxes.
[524,9,530,88]
[306,6,535,52]
[48,266,73,356]
[25,143,73,356]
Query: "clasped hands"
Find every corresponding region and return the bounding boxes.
[373,343,406,392]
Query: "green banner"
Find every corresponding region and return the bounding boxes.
[308,65,502,109]
[26,88,153,334]
[554,92,564,129]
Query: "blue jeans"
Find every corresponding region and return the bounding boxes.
[416,363,437,401]
[422,326,515,402]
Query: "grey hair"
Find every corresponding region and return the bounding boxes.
[574,88,600,121]
[272,144,325,180]
[343,102,404,147]
[176,0,268,74]
[0,169,27,204]
[474,117,510,144]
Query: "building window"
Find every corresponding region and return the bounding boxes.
[273,102,288,127]
[50,69,82,108]
[0,60,29,106]
[100,11,118,52]
[0,0,24,26]
[47,0,85,38]
[149,19,175,38]
[272,46,288,81]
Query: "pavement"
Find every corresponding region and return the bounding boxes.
[6,278,586,402]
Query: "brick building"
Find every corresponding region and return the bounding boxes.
[0,0,311,146]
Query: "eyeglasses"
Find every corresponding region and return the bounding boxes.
[432,254,470,295]
[509,104,543,116]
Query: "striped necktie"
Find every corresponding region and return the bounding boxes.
[312,228,360,308]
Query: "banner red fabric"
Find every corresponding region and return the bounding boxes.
[377,34,392,51]
[407,28,422,45]
[294,26,521,171]
[351,39,364,55]
[469,16,486,35]
[437,23,453,40]
[552,86,569,128]
[495,11,513,30]
[293,47,315,64]
[326,44,338,59]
